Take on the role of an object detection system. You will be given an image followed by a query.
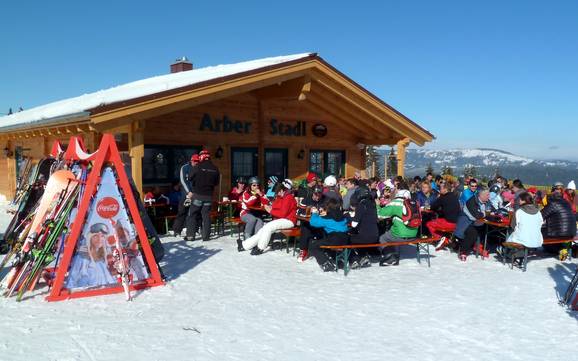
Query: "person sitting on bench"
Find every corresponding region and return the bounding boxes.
[454,186,491,261]
[308,198,350,272]
[348,186,379,268]
[238,179,297,255]
[296,186,325,263]
[377,189,419,266]
[541,186,577,257]
[497,192,543,258]
[239,176,269,243]
[426,182,461,250]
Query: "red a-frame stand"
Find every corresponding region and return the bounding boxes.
[46,134,164,301]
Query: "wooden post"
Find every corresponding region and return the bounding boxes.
[257,100,265,182]
[6,140,16,199]
[396,138,410,178]
[129,120,145,196]
[384,149,388,179]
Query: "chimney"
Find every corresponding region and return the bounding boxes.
[170,56,193,73]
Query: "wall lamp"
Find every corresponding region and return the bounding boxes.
[297,149,305,159]
[215,146,224,159]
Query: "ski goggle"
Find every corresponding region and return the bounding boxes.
[90,223,108,234]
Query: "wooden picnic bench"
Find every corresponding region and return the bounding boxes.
[320,236,440,276]
[501,237,578,272]
[279,227,301,255]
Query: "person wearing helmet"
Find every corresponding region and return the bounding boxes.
[296,185,325,262]
[377,188,419,266]
[347,185,379,268]
[239,176,269,243]
[172,153,200,236]
[185,149,220,242]
[323,175,342,205]
[238,179,297,255]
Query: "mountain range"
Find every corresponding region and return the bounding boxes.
[376,148,578,186]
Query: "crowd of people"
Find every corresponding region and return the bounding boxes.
[146,152,578,272]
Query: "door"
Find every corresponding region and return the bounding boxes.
[264,148,288,182]
[231,147,258,185]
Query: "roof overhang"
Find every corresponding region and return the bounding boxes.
[1,55,434,146]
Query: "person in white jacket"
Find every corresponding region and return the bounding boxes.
[503,192,544,249]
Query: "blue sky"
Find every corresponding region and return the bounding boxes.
[2,0,577,160]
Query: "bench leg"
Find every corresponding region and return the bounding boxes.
[523,248,528,272]
[416,244,421,264]
[292,237,298,257]
[343,249,350,276]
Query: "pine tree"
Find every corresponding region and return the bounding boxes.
[426,162,434,175]
[442,166,454,176]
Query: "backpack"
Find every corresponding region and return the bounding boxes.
[401,198,422,228]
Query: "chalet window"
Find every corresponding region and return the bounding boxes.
[309,150,346,178]
[143,145,201,184]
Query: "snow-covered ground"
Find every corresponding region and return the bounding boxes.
[0,202,577,361]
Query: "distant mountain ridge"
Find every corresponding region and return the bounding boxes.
[378,148,578,186]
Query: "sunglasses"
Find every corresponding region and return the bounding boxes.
[470,185,478,188]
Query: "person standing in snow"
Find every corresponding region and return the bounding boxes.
[172,154,199,236]
[185,149,220,242]
[238,179,297,255]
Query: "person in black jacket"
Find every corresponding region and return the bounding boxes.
[348,186,379,268]
[172,154,199,236]
[296,186,325,262]
[185,149,220,242]
[426,183,461,249]
[541,192,577,254]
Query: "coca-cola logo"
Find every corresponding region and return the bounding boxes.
[96,197,120,219]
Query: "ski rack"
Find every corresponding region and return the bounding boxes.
[46,134,164,301]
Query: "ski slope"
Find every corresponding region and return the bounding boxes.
[0,201,576,361]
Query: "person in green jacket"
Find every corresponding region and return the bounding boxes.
[377,189,418,266]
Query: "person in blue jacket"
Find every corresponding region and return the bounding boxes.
[459,178,478,205]
[308,198,350,272]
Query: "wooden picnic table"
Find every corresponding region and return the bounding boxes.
[481,216,511,257]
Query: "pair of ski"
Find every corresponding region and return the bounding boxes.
[2,172,79,300]
[559,266,578,310]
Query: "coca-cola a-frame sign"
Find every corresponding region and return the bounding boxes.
[46,134,164,301]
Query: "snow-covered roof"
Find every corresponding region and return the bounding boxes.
[0,53,314,131]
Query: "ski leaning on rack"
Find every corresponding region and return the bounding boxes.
[16,185,79,301]
[1,170,77,294]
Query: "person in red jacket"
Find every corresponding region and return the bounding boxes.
[238,179,297,255]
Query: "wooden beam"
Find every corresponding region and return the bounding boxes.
[306,91,397,143]
[311,68,431,145]
[301,99,384,143]
[252,76,311,100]
[91,63,318,124]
